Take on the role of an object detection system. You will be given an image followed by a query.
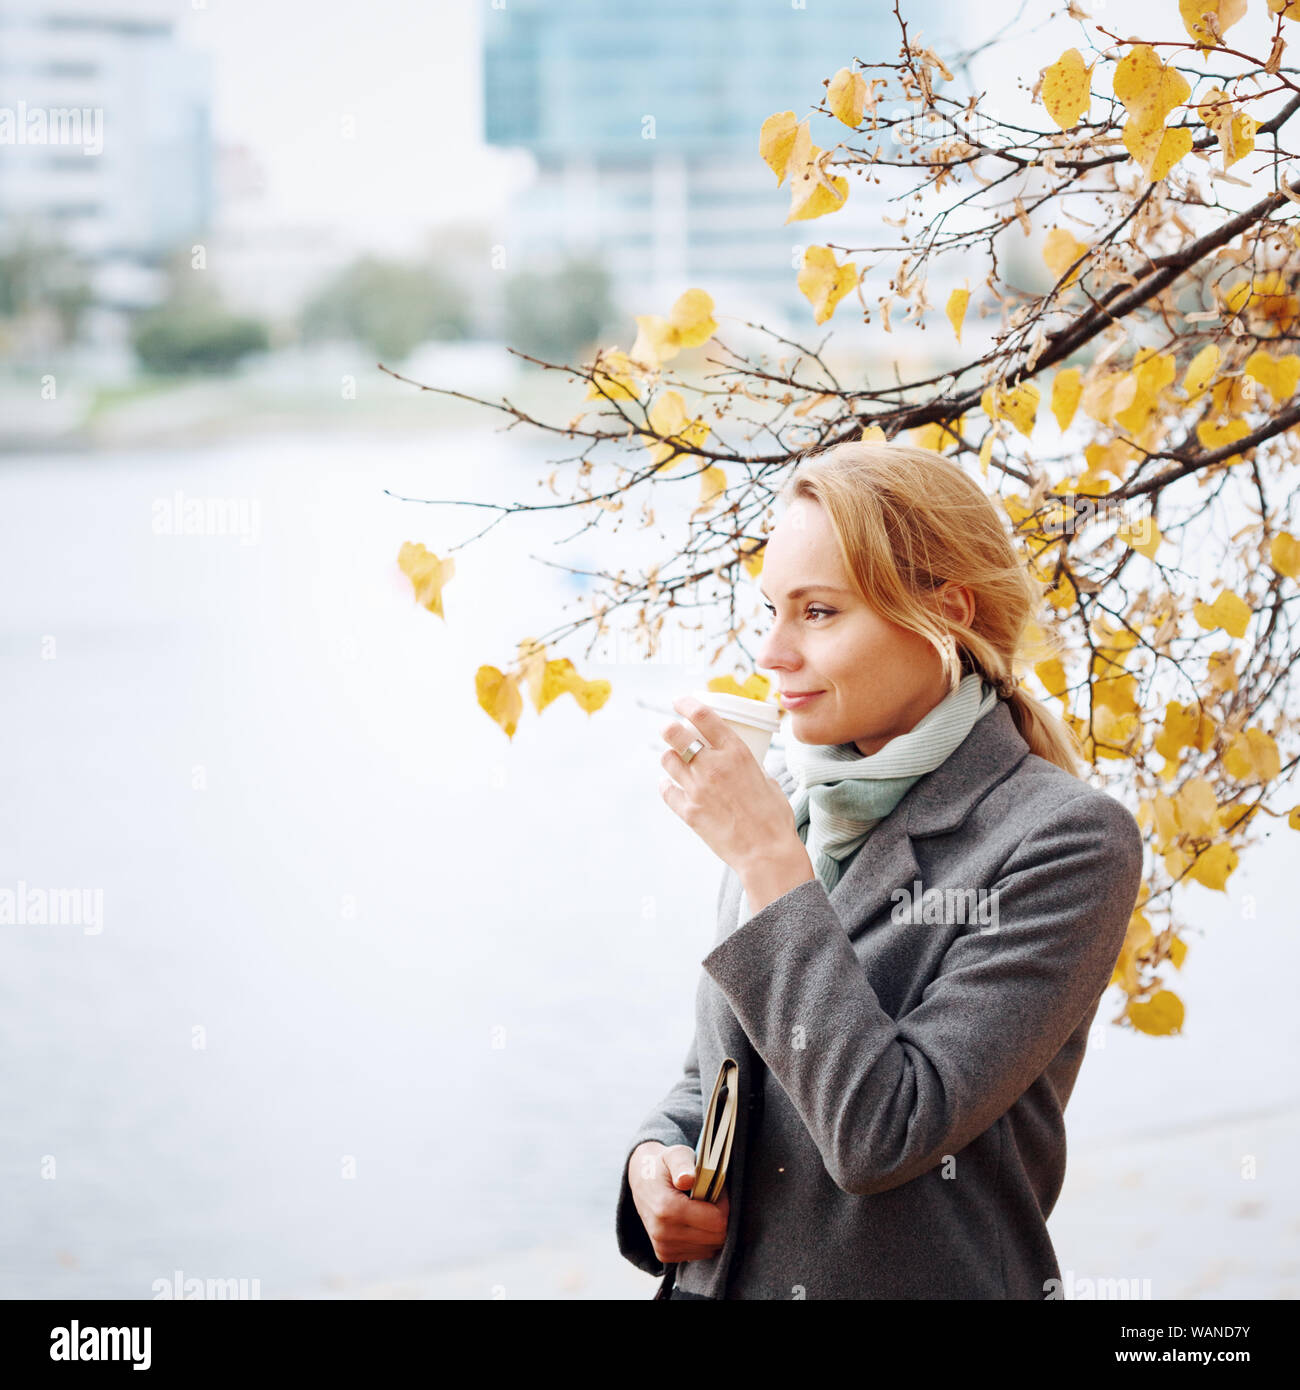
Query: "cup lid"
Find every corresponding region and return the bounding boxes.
[691,689,783,732]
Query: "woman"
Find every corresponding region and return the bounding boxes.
[616,439,1145,1300]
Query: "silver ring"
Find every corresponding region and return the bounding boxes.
[681,737,706,765]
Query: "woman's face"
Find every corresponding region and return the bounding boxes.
[754,497,972,758]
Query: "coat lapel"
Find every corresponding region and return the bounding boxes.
[768,700,1031,945]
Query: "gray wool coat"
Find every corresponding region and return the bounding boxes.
[615,697,1144,1299]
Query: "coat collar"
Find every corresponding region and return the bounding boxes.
[769,698,1031,944]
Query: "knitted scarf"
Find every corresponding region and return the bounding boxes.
[781,672,1000,894]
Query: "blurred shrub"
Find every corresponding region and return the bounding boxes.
[0,238,93,356]
[502,258,618,364]
[301,257,471,361]
[131,303,269,375]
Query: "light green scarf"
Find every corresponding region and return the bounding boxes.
[783,672,1000,893]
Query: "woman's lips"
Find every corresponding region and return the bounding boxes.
[781,691,824,709]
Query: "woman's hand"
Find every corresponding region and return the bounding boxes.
[628,1141,730,1265]
[658,695,802,879]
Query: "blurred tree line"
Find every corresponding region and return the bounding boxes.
[0,224,621,376]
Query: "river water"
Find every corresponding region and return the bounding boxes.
[1,430,1296,1297]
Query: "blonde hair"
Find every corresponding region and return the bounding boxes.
[775,439,1084,778]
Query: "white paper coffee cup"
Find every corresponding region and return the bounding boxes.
[678,689,783,767]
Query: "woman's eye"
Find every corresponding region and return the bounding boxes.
[762,603,834,622]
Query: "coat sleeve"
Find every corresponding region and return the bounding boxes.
[614,866,730,1275]
[698,789,1143,1197]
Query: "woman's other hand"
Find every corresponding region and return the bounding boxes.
[628,1141,730,1265]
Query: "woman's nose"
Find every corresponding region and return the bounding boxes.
[757,635,795,671]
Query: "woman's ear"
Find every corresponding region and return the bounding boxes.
[937,583,976,630]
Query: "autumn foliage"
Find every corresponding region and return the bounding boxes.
[392,1,1300,1037]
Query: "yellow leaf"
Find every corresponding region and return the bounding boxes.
[1125,908,1155,957]
[1114,351,1175,434]
[1222,727,1281,782]
[525,654,610,716]
[567,671,612,715]
[1193,589,1252,638]
[1217,802,1257,832]
[1151,792,1180,848]
[784,119,848,223]
[517,637,548,708]
[1270,531,1300,580]
[1043,227,1089,287]
[1114,44,1189,128]
[1110,944,1139,992]
[1182,343,1220,399]
[475,665,522,739]
[1174,777,1219,837]
[797,245,859,324]
[1224,270,1300,330]
[670,289,718,348]
[641,390,711,472]
[760,110,799,184]
[628,318,676,371]
[788,170,849,223]
[1167,935,1188,970]
[1197,87,1257,168]
[536,657,580,712]
[1091,702,1139,756]
[1081,370,1138,425]
[1042,48,1094,131]
[1207,649,1238,693]
[1092,670,1139,717]
[1154,701,1215,762]
[738,537,765,580]
[911,417,965,453]
[1244,349,1300,402]
[1179,0,1247,48]
[1051,367,1082,430]
[1187,841,1239,891]
[978,431,994,477]
[1034,656,1068,699]
[707,673,772,701]
[946,286,970,342]
[1124,122,1193,181]
[1194,417,1250,462]
[628,290,718,369]
[1290,805,1300,830]
[827,67,867,128]
[860,424,886,442]
[1042,564,1078,611]
[587,346,645,397]
[1269,0,1300,19]
[397,541,455,619]
[1127,989,1185,1036]
[1114,45,1192,180]
[981,380,1039,437]
[1117,517,1163,560]
[694,465,728,515]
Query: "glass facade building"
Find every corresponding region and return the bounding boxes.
[483,0,954,331]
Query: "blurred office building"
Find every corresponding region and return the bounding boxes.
[0,0,212,322]
[483,0,952,335]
